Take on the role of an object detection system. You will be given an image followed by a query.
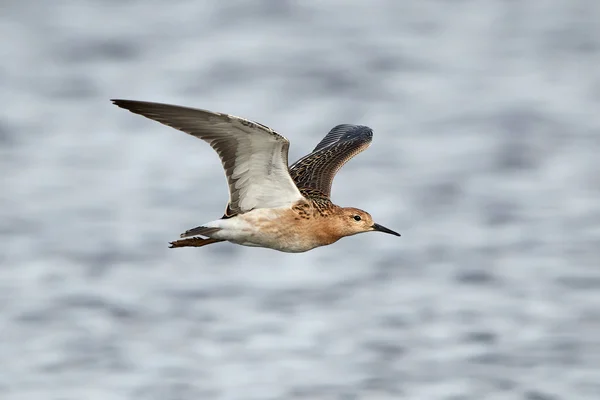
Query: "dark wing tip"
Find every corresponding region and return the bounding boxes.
[313,124,373,152]
[111,99,149,112]
[110,98,127,105]
[338,124,373,141]
[111,99,141,113]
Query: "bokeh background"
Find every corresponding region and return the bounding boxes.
[2,1,600,399]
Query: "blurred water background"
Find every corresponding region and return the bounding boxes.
[2,1,600,399]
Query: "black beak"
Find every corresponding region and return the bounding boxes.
[372,223,401,237]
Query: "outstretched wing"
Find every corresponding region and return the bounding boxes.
[112,100,304,215]
[289,124,373,199]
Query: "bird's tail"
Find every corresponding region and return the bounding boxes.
[179,226,222,238]
[168,226,224,248]
[169,237,224,249]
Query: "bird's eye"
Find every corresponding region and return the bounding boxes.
[353,215,361,221]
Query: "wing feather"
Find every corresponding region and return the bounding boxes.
[289,124,373,198]
[112,99,304,215]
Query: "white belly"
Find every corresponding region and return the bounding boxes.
[203,208,322,253]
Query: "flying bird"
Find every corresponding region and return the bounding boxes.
[112,99,399,252]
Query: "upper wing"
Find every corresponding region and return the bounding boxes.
[289,124,373,199]
[112,99,304,215]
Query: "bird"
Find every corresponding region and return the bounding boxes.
[111,99,400,252]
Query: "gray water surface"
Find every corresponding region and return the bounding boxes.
[2,1,600,399]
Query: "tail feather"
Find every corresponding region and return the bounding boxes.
[169,237,224,248]
[180,226,222,239]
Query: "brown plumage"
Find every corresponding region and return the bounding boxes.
[290,124,373,200]
[169,237,224,248]
[111,99,400,252]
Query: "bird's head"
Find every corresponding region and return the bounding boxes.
[333,207,400,238]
